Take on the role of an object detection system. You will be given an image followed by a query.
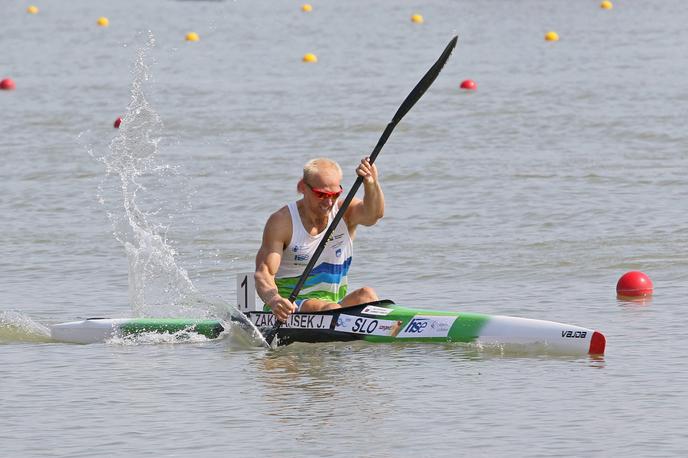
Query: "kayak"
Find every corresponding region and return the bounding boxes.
[50,300,606,354]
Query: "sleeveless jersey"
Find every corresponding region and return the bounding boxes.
[274,201,353,304]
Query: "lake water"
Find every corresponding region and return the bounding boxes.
[2,0,688,456]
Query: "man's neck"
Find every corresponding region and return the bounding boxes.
[296,200,329,235]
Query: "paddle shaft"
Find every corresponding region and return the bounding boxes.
[265,36,458,345]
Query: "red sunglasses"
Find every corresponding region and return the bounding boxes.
[305,183,343,199]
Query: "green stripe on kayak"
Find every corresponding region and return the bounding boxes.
[445,311,491,343]
[119,319,224,339]
[358,305,490,343]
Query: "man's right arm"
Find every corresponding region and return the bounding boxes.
[254,210,296,322]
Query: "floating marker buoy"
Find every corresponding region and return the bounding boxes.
[114,117,122,128]
[600,1,613,9]
[616,271,653,297]
[460,79,477,90]
[0,78,16,90]
[301,4,313,12]
[411,14,424,24]
[302,53,318,63]
[27,5,39,14]
[545,31,559,41]
[185,32,200,42]
[97,17,109,27]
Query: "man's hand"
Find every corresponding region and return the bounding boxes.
[356,157,378,184]
[268,295,297,322]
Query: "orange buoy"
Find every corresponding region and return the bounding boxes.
[616,271,653,297]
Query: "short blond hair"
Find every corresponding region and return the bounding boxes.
[302,158,342,182]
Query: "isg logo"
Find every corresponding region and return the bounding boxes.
[404,318,429,334]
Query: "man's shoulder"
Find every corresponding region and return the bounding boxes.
[264,205,293,242]
[269,205,291,224]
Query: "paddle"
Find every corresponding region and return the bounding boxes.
[225,307,270,348]
[208,298,271,348]
[264,35,459,346]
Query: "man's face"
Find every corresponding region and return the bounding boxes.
[301,169,342,215]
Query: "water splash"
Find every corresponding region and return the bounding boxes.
[104,321,265,349]
[0,311,52,343]
[107,329,216,346]
[90,32,203,318]
[76,33,270,347]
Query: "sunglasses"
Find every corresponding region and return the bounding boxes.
[305,183,343,199]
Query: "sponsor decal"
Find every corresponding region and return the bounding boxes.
[396,315,457,338]
[335,248,342,257]
[335,314,402,337]
[333,233,344,240]
[251,313,332,329]
[361,305,393,316]
[561,330,587,339]
[291,244,311,262]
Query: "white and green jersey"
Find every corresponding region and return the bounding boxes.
[274,201,353,305]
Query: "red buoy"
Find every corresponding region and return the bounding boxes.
[0,78,16,90]
[114,117,122,128]
[460,79,476,90]
[616,271,653,297]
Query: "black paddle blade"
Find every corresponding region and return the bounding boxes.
[263,326,278,346]
[391,35,458,124]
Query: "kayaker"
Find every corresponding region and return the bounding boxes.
[255,156,384,322]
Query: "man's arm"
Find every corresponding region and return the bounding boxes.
[345,158,385,232]
[254,208,296,321]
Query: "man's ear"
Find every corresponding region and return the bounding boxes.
[297,179,305,194]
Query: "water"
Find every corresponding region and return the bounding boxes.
[2,0,688,456]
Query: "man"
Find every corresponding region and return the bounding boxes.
[255,156,384,322]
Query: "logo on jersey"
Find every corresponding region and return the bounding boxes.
[291,244,311,262]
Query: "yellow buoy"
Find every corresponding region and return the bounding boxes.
[301,4,313,12]
[97,17,109,27]
[302,53,318,63]
[411,14,424,24]
[600,1,613,10]
[186,32,200,42]
[545,31,559,42]
[27,5,39,14]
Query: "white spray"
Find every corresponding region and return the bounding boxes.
[94,32,202,318]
